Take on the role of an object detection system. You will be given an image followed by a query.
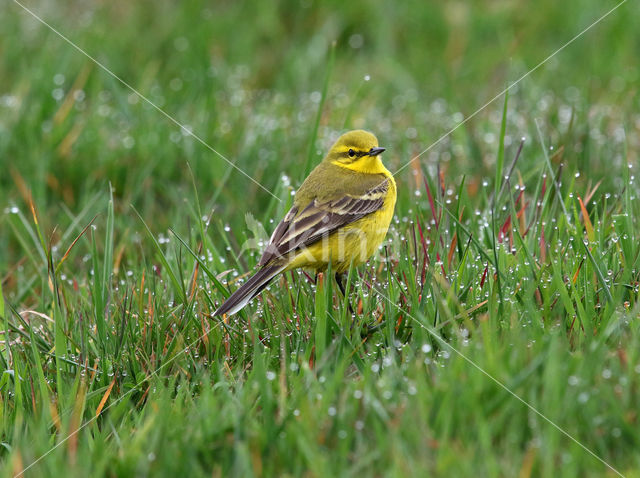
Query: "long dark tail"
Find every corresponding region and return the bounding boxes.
[214,264,284,316]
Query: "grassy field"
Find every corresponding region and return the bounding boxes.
[2,0,640,476]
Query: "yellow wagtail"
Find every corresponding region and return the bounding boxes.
[214,130,396,316]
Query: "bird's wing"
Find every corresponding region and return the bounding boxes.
[258,179,389,266]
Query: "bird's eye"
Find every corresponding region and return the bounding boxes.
[348,149,355,157]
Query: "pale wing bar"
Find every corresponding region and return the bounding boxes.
[258,179,389,266]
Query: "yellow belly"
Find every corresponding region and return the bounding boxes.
[285,179,396,273]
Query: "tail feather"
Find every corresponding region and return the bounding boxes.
[214,265,284,316]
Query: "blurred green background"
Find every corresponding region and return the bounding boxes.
[1,0,638,235]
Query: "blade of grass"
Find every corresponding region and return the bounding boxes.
[535,119,570,223]
[132,207,187,304]
[0,279,4,320]
[582,240,614,304]
[577,197,595,243]
[493,90,509,205]
[314,272,327,361]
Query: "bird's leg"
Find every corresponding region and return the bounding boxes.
[360,321,385,338]
[335,272,347,296]
[335,272,355,317]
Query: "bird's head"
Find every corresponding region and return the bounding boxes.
[325,130,387,174]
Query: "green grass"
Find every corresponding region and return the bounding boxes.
[2,0,640,476]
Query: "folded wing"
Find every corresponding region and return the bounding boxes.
[258,179,389,266]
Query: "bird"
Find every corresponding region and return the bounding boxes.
[214,129,397,316]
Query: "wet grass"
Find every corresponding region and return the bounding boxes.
[1,0,640,476]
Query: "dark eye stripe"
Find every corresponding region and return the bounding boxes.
[343,149,365,162]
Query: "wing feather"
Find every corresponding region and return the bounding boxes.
[258,179,389,266]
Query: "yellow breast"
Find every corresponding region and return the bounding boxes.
[286,172,396,273]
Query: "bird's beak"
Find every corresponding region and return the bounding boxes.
[368,147,385,156]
